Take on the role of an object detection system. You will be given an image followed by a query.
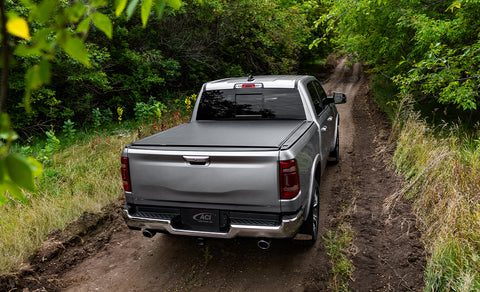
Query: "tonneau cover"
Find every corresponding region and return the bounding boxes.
[131,120,308,148]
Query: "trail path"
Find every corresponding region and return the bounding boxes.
[4,58,425,291]
[322,59,425,291]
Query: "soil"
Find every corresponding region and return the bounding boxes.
[1,58,426,292]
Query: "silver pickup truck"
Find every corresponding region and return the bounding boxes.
[121,75,346,246]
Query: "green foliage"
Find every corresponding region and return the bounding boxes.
[0,114,42,204]
[394,42,480,110]
[183,0,313,74]
[317,0,480,111]
[3,0,184,134]
[134,97,167,123]
[62,119,76,142]
[114,49,169,97]
[92,107,113,128]
[323,222,353,292]
[202,245,213,265]
[38,130,60,164]
[92,108,103,128]
[371,75,399,120]
[425,240,480,292]
[10,0,116,105]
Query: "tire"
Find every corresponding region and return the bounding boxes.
[328,132,340,165]
[301,181,319,246]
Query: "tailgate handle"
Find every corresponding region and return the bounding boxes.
[183,156,210,165]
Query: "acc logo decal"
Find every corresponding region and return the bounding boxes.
[193,213,214,223]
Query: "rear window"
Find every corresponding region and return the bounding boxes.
[196,88,306,120]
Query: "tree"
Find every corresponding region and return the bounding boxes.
[315,0,480,111]
[0,0,181,204]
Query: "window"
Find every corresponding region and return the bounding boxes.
[313,81,327,103]
[196,88,306,120]
[307,82,323,115]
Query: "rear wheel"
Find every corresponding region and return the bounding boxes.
[328,132,340,165]
[302,182,319,246]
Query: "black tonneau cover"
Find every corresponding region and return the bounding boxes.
[131,120,310,149]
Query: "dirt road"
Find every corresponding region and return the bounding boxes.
[4,59,425,291]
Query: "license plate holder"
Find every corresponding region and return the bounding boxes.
[180,209,220,232]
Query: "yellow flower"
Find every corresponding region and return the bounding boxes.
[117,107,124,123]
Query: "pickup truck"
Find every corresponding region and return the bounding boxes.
[121,75,346,247]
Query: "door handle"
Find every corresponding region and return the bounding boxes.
[321,126,327,132]
[327,116,333,122]
[183,156,210,165]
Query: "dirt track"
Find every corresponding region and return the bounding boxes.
[3,58,425,291]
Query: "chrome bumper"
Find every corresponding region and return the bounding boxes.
[122,207,304,239]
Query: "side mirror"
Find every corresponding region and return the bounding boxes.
[333,92,347,104]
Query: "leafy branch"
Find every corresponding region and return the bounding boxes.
[0,0,182,204]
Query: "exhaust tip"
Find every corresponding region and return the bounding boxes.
[257,239,271,250]
[142,229,156,238]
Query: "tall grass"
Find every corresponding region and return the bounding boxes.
[324,198,355,292]
[0,114,188,274]
[391,99,480,291]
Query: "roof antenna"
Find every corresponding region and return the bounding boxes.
[247,75,255,82]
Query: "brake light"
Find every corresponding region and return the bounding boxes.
[121,157,131,191]
[235,83,263,88]
[280,159,300,199]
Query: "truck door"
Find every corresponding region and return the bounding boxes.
[306,81,332,166]
[313,81,336,148]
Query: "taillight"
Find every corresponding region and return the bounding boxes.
[234,83,263,88]
[121,157,131,191]
[280,159,300,199]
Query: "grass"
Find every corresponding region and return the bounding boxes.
[426,240,480,291]
[324,199,355,292]
[0,112,189,275]
[390,97,480,291]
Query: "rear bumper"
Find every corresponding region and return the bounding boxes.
[122,206,304,239]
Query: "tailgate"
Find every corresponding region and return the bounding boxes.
[127,149,280,213]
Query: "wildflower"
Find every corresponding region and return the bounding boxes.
[117,107,124,124]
